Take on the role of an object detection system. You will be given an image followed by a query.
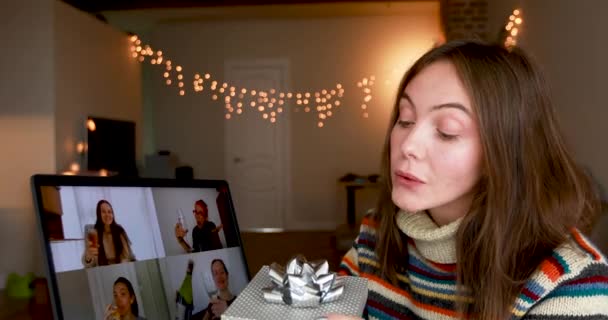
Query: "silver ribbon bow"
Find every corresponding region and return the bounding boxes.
[261,255,345,308]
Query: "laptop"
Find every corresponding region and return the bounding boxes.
[31,174,251,320]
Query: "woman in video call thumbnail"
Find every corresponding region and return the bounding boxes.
[197,259,236,320]
[83,200,136,267]
[175,199,223,253]
[104,277,146,320]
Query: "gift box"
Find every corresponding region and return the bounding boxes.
[222,265,368,320]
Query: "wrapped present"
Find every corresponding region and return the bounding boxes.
[222,257,367,320]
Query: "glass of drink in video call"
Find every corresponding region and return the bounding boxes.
[85,225,98,249]
[177,209,188,236]
[203,272,217,300]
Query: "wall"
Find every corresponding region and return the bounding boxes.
[0,0,56,279]
[0,0,143,279]
[148,3,442,229]
[520,0,608,252]
[54,1,143,173]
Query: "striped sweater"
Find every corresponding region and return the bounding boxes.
[339,211,608,319]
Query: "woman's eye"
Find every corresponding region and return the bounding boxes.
[397,120,414,128]
[437,130,458,141]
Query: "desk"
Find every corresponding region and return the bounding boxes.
[339,181,380,226]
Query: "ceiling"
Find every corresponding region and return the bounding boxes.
[60,1,438,34]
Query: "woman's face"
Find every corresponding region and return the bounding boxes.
[113,282,134,315]
[193,204,208,224]
[212,261,229,290]
[390,60,482,226]
[100,202,114,226]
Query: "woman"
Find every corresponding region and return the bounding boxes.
[175,199,223,253]
[201,259,236,320]
[83,200,135,267]
[104,277,146,320]
[333,40,608,319]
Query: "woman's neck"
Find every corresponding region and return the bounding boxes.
[104,224,111,233]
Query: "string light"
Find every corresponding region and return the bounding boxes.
[127,35,396,127]
[504,8,523,48]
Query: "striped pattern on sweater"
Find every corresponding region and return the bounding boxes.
[339,216,608,319]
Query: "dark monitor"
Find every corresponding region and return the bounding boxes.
[31,175,250,320]
[86,117,136,176]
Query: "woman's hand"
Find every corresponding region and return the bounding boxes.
[210,298,228,316]
[103,304,119,320]
[175,223,187,239]
[85,240,98,260]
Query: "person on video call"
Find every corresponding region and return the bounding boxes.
[198,259,236,320]
[83,200,136,267]
[104,277,147,320]
[175,199,223,253]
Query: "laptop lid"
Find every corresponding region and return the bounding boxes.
[31,174,250,320]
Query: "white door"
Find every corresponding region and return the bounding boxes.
[224,59,291,232]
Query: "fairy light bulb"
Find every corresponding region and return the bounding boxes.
[258,106,265,112]
[318,122,324,128]
[304,107,310,112]
[296,93,302,99]
[99,169,108,177]
[87,119,96,131]
[287,93,293,98]
[270,118,276,123]
[304,92,310,98]
[130,35,138,42]
[237,109,243,115]
[250,101,256,107]
[330,90,336,95]
[138,56,144,62]
[204,74,211,79]
[511,28,518,36]
[327,111,333,117]
[278,100,284,105]
[277,107,283,113]
[136,46,142,52]
[335,101,341,106]
[212,94,218,100]
[164,72,169,78]
[321,89,327,95]
[251,90,257,96]
[270,89,276,94]
[176,66,183,72]
[70,162,80,172]
[513,9,520,15]
[279,93,285,98]
[364,95,372,102]
[296,100,302,105]
[178,82,184,88]
[303,99,309,104]
[166,79,172,85]
[76,142,85,154]
[361,104,367,110]
[131,52,138,58]
[241,88,247,94]
[363,112,369,118]
[179,90,185,96]
[336,84,342,89]
[263,113,269,119]
[225,114,231,120]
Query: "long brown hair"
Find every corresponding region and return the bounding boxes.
[375,40,599,318]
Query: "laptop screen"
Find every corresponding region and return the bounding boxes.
[31,175,250,320]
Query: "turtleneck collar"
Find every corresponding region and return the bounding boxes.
[396,210,462,264]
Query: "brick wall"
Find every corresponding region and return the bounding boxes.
[441,0,489,42]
